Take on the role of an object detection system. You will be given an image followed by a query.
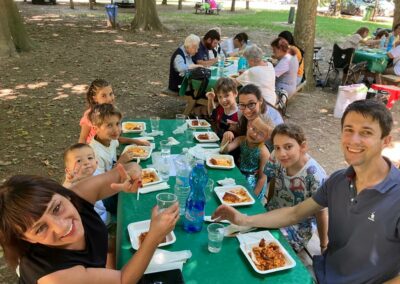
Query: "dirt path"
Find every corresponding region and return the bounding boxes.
[0,3,399,282]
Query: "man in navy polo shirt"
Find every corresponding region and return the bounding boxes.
[192,29,220,67]
[212,100,400,283]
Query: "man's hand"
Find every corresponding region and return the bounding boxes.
[211,205,246,226]
[111,163,142,193]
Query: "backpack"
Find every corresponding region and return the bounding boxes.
[188,67,211,99]
[275,88,289,116]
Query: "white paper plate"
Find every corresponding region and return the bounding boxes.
[186,119,211,129]
[239,231,296,274]
[141,168,163,187]
[206,154,235,169]
[122,145,152,160]
[122,121,146,133]
[128,220,176,250]
[194,131,220,143]
[214,185,255,207]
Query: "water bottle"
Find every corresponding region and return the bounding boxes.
[380,35,386,50]
[218,53,225,76]
[183,161,208,233]
[174,148,191,187]
[387,35,395,51]
[238,56,248,73]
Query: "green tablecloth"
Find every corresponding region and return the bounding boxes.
[116,119,314,283]
[353,49,389,73]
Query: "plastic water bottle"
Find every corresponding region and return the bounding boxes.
[387,35,395,51]
[380,35,386,50]
[183,161,208,233]
[174,148,191,188]
[238,56,248,73]
[218,53,225,76]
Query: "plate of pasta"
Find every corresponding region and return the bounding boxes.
[122,121,146,133]
[122,145,152,160]
[206,154,235,169]
[141,168,162,187]
[214,185,255,206]
[239,230,296,274]
[128,220,176,250]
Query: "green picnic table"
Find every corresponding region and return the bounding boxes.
[116,119,314,283]
[353,48,389,73]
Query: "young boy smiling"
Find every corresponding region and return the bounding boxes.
[206,77,239,139]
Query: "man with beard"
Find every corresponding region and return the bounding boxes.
[192,29,220,67]
[213,99,400,284]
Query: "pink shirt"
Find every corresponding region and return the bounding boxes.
[80,109,96,144]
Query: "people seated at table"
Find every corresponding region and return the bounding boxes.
[207,27,223,59]
[220,32,249,57]
[278,31,304,85]
[79,79,150,146]
[221,116,270,200]
[386,44,400,75]
[0,163,180,283]
[168,34,201,93]
[338,27,377,50]
[264,123,328,253]
[235,44,276,105]
[89,104,136,214]
[192,29,220,67]
[213,100,400,284]
[222,84,284,152]
[270,37,298,98]
[205,77,239,139]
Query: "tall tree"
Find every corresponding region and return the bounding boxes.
[333,0,341,16]
[70,0,74,9]
[393,0,400,28]
[162,0,167,4]
[294,0,318,91]
[231,0,236,12]
[131,0,165,31]
[246,0,249,10]
[0,0,32,58]
[178,0,183,10]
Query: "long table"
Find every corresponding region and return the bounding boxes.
[116,119,314,283]
[353,48,389,73]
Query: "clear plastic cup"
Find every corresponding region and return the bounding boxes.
[174,184,190,215]
[156,192,177,213]
[160,140,171,157]
[150,116,160,133]
[207,223,224,253]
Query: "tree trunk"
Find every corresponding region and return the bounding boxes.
[393,0,400,29]
[178,0,182,10]
[371,0,379,21]
[334,0,341,16]
[294,0,318,91]
[0,0,32,58]
[131,0,165,31]
[70,0,74,9]
[89,0,95,10]
[231,0,236,12]
[162,0,167,4]
[246,0,249,10]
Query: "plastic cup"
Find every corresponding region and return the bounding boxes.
[176,114,186,128]
[160,140,171,157]
[156,193,177,213]
[207,223,224,253]
[205,179,215,202]
[174,184,190,215]
[150,116,160,133]
[185,128,194,145]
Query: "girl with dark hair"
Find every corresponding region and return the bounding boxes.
[0,164,179,284]
[278,31,304,85]
[220,32,249,57]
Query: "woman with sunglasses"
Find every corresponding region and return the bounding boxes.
[0,163,179,284]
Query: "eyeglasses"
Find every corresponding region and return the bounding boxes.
[238,102,257,110]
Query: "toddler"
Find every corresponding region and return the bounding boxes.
[221,116,270,199]
[79,79,149,146]
[206,77,239,139]
[264,123,328,253]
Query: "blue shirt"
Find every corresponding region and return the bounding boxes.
[312,160,400,284]
[173,46,194,77]
[192,41,210,64]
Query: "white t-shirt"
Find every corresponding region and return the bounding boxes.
[338,33,363,50]
[275,54,298,97]
[389,45,400,75]
[89,139,119,174]
[236,64,276,105]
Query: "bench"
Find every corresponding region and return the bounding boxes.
[381,74,400,85]
[194,2,222,15]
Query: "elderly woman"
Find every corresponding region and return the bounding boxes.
[0,163,179,284]
[168,34,201,93]
[235,44,276,106]
[271,37,298,98]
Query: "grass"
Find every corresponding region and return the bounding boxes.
[157,8,392,41]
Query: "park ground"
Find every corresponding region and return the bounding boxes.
[0,1,399,283]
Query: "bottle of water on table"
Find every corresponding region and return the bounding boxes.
[380,35,386,50]
[218,53,225,76]
[174,148,192,215]
[387,35,395,51]
[183,160,208,233]
[238,56,248,73]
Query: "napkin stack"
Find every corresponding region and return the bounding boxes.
[140,130,164,137]
[172,124,187,135]
[145,249,192,274]
[139,182,170,194]
[167,137,180,146]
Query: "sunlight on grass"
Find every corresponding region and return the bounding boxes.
[27,82,48,90]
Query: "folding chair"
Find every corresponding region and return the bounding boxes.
[323,44,355,90]
[313,46,322,80]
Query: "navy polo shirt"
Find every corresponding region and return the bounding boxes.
[192,41,210,64]
[312,159,400,284]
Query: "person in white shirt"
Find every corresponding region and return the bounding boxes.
[338,27,377,50]
[235,44,276,105]
[386,44,400,75]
